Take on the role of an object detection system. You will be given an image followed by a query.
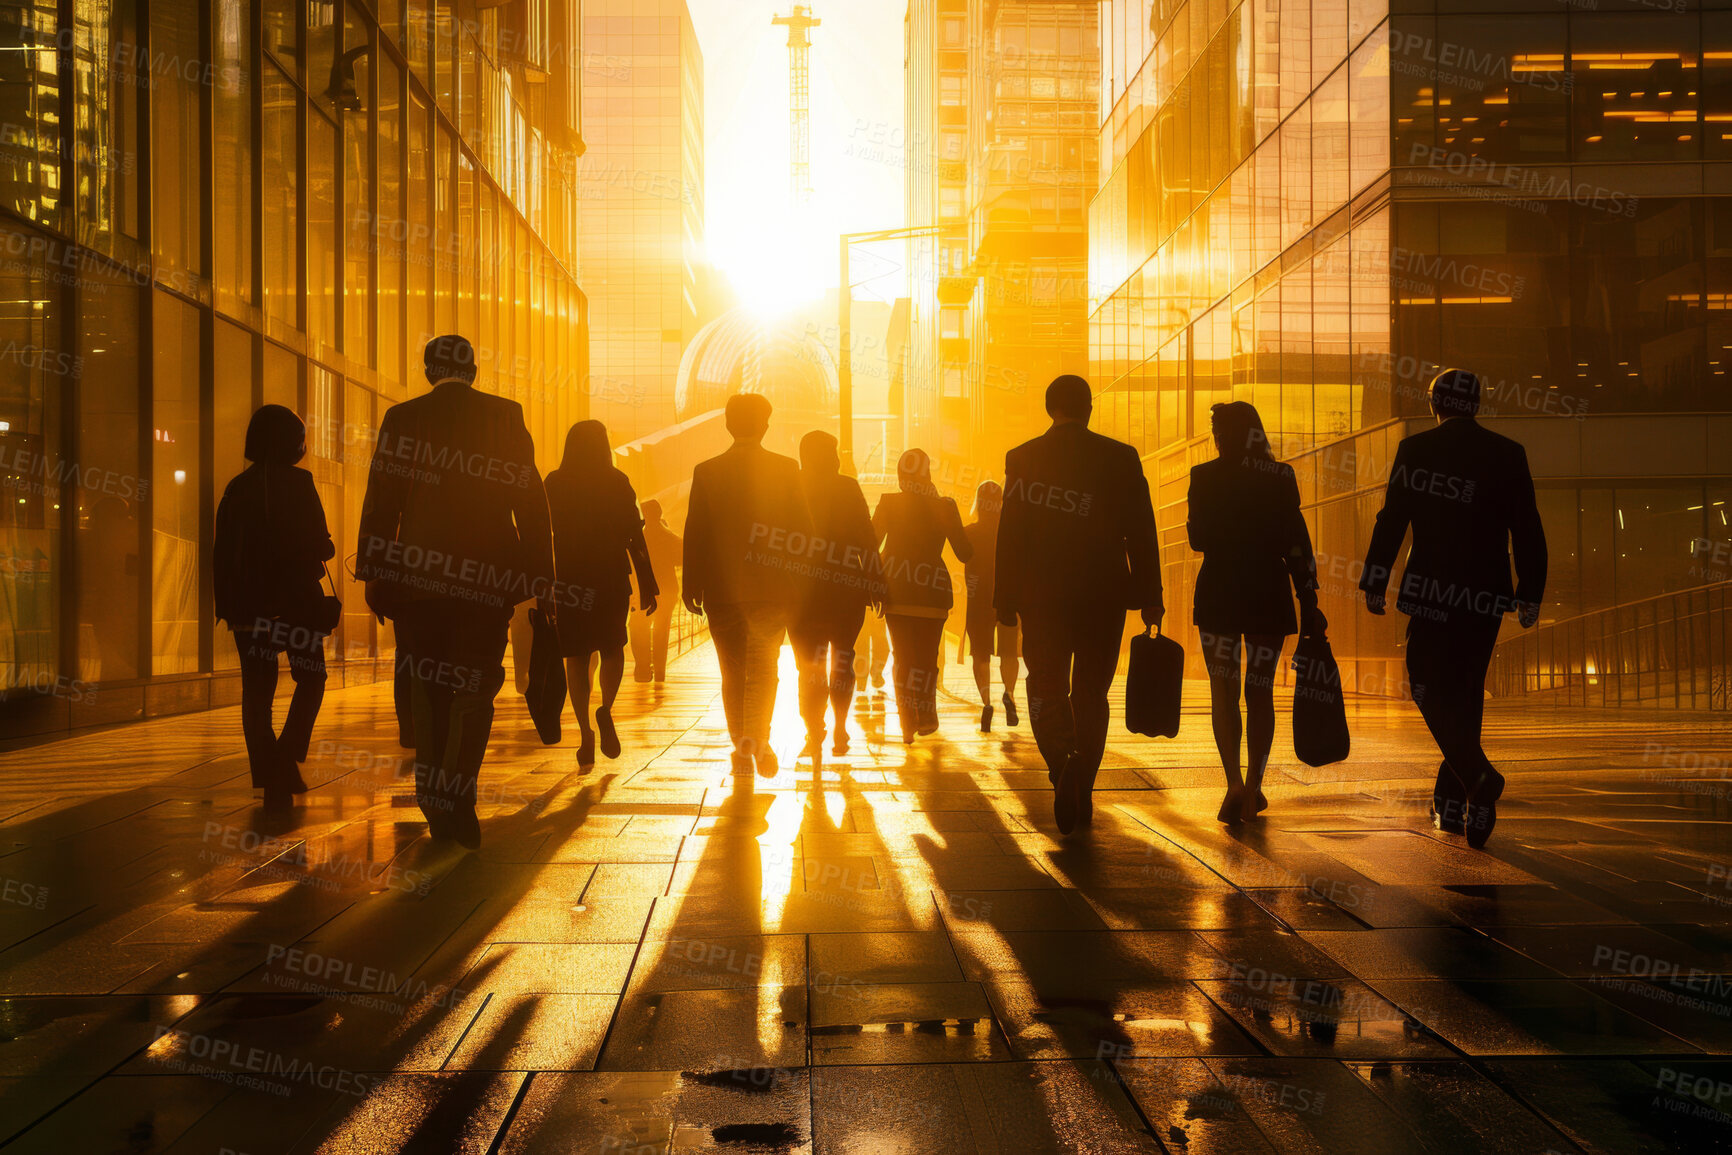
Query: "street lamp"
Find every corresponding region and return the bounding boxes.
[838,225,945,465]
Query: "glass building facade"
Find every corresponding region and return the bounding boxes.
[1090,0,1732,692]
[963,0,1099,470]
[578,0,703,445]
[0,0,589,737]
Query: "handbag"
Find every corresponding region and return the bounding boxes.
[1292,630,1350,767]
[283,560,344,636]
[1125,626,1183,738]
[263,468,342,635]
[524,607,566,745]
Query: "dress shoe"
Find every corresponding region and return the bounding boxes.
[1431,760,1466,834]
[1002,693,1019,727]
[1463,767,1505,850]
[1053,757,1082,835]
[596,707,621,759]
[262,788,293,814]
[1217,785,1247,826]
[756,747,780,778]
[980,705,993,733]
[576,730,596,766]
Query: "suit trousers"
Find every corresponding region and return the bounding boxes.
[235,626,326,789]
[886,613,946,735]
[395,599,511,832]
[1019,603,1125,785]
[792,604,867,737]
[707,601,786,753]
[630,599,675,681]
[1405,612,1503,820]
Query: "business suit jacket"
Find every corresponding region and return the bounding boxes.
[643,519,683,604]
[214,462,335,629]
[1361,417,1547,624]
[995,422,1162,617]
[799,470,879,621]
[1186,456,1318,637]
[872,490,972,616]
[683,440,812,608]
[545,465,658,606]
[356,380,553,614]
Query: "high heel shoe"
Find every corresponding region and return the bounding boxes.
[1002,693,1018,727]
[980,705,993,733]
[596,706,621,759]
[1217,785,1246,826]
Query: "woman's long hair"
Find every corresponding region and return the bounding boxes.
[1210,401,1274,464]
[971,479,1003,520]
[559,419,613,474]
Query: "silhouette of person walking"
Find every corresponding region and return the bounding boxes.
[213,405,335,813]
[1187,402,1323,826]
[963,479,1020,733]
[631,499,682,684]
[546,420,658,766]
[997,375,1162,834]
[1361,368,1547,849]
[792,431,880,757]
[873,448,972,744]
[682,393,812,776]
[357,335,554,848]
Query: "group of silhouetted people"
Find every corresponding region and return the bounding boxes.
[215,335,1544,852]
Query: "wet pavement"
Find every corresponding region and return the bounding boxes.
[2,640,1731,1152]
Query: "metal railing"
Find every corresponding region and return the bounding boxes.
[1489,581,1732,710]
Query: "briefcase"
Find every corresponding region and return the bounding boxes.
[1125,628,1183,738]
[1292,631,1350,767]
[524,608,566,745]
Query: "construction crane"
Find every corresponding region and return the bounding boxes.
[771,5,820,208]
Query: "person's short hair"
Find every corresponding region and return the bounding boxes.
[1046,374,1093,419]
[1429,368,1480,417]
[724,392,772,439]
[244,404,307,466]
[800,429,839,470]
[424,334,477,385]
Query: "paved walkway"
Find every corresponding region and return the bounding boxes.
[2,639,1731,1152]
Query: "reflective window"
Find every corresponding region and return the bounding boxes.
[151,0,203,279]
[309,112,339,348]
[263,63,300,327]
[151,293,200,675]
[75,270,141,683]
[1571,14,1699,163]
[214,0,253,312]
[0,226,62,692]
[1435,15,1567,165]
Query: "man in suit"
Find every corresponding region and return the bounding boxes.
[357,335,554,848]
[996,375,1163,834]
[791,430,881,758]
[1361,368,1547,850]
[682,393,812,776]
[630,499,683,684]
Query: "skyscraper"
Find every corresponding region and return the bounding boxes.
[1090,1,1732,703]
[904,0,1099,486]
[0,1,589,737]
[578,0,705,445]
